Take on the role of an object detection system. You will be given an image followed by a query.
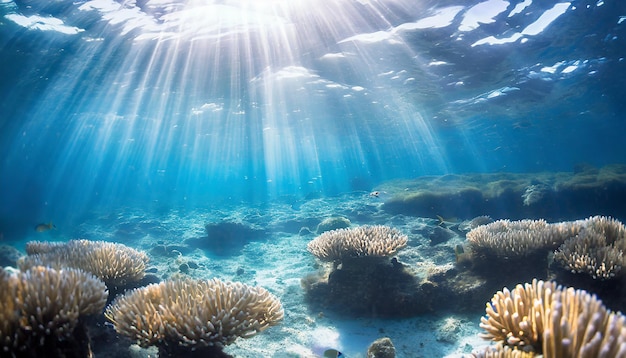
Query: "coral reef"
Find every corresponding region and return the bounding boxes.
[464,217,589,281]
[473,344,537,358]
[475,279,626,357]
[105,278,283,357]
[19,239,149,288]
[460,216,626,313]
[305,225,424,317]
[466,219,578,258]
[0,266,107,357]
[521,183,550,206]
[554,216,626,280]
[307,225,408,263]
[380,165,626,220]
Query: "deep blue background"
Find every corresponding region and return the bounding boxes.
[1,0,625,237]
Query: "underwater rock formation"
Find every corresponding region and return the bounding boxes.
[305,225,428,317]
[185,221,267,256]
[315,216,351,234]
[304,256,425,317]
[367,337,396,358]
[380,164,626,221]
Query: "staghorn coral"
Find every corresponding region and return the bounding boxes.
[19,239,149,287]
[467,219,581,258]
[582,216,626,244]
[554,216,626,280]
[104,278,283,355]
[473,344,536,358]
[477,279,626,358]
[304,225,419,317]
[555,229,623,280]
[0,266,107,356]
[467,216,626,281]
[24,241,66,255]
[307,225,408,262]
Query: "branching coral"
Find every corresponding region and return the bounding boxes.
[306,225,408,262]
[0,266,107,356]
[304,225,417,317]
[554,216,626,280]
[477,279,626,357]
[19,239,149,287]
[467,216,626,281]
[467,219,580,258]
[555,229,623,280]
[473,344,536,358]
[104,278,284,354]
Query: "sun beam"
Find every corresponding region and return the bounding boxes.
[3,0,446,214]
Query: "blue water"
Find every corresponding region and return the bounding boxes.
[1,0,625,234]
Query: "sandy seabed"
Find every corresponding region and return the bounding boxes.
[9,192,502,357]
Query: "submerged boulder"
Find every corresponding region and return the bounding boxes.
[185,222,267,256]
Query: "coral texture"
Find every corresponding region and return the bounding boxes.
[554,216,626,280]
[477,279,626,357]
[105,278,284,350]
[19,239,149,287]
[467,219,580,258]
[0,266,107,355]
[467,216,626,281]
[307,225,408,262]
[473,344,537,358]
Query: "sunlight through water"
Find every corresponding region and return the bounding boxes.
[1,0,625,224]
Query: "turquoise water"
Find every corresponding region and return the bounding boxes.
[1,1,626,357]
[1,0,624,229]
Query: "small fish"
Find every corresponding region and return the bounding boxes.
[35,222,56,232]
[436,215,460,229]
[436,215,446,226]
[369,191,380,198]
[455,244,471,265]
[323,349,344,358]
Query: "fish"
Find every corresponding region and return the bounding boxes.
[455,244,471,265]
[436,215,459,228]
[323,349,344,358]
[454,244,465,256]
[369,191,380,197]
[34,222,56,232]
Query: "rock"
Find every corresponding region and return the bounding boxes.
[185,222,267,256]
[316,217,351,234]
[367,337,396,358]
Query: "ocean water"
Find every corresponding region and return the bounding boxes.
[1,0,625,357]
